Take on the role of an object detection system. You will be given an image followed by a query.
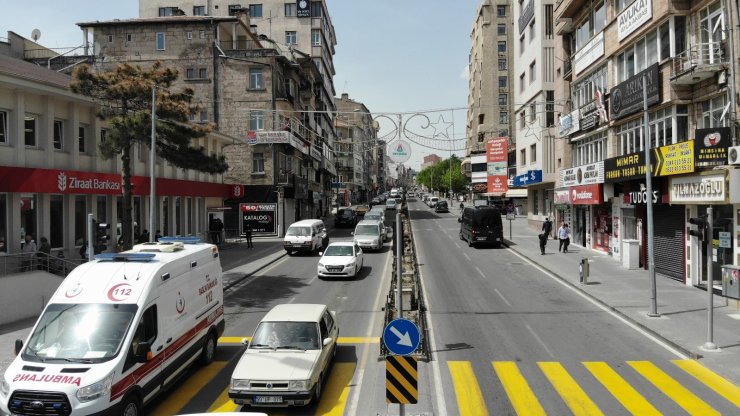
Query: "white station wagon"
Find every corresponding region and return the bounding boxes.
[229,304,339,407]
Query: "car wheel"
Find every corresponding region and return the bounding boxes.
[459,231,464,241]
[121,394,142,416]
[199,332,217,366]
[468,237,473,247]
[313,373,323,403]
[286,249,293,256]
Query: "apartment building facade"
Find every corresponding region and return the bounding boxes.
[334,93,375,206]
[555,0,740,287]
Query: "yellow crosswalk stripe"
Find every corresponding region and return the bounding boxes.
[538,362,604,416]
[315,362,356,415]
[628,361,720,416]
[583,361,660,416]
[149,361,228,416]
[493,361,546,416]
[207,387,239,412]
[448,361,489,416]
[672,359,740,408]
[218,336,250,344]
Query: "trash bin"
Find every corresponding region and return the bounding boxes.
[579,258,590,284]
[622,239,640,270]
[721,265,740,299]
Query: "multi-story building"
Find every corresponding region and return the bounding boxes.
[513,0,558,228]
[334,93,375,205]
[555,0,740,287]
[0,33,234,256]
[421,154,441,170]
[373,139,388,196]
[465,0,517,200]
[78,13,328,237]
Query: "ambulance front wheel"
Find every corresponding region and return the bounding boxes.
[121,394,142,416]
[200,332,217,365]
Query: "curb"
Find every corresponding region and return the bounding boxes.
[505,243,701,360]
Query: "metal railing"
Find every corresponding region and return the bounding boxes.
[0,252,83,278]
[671,42,726,78]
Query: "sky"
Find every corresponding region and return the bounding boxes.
[1,0,479,171]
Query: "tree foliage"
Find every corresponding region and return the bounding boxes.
[70,62,228,250]
[417,155,467,195]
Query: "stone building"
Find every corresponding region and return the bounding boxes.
[333,93,375,206]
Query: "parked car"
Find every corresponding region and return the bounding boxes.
[459,206,504,247]
[434,200,449,213]
[229,304,339,407]
[317,242,364,279]
[353,204,370,216]
[334,208,358,228]
[386,198,398,210]
[428,196,439,207]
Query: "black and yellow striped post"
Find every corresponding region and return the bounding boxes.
[386,355,418,404]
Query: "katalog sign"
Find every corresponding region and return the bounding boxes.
[610,63,660,120]
[695,127,731,168]
[670,173,726,203]
[571,184,603,205]
[486,137,508,194]
[618,0,652,41]
[240,203,278,235]
[513,170,542,187]
[560,161,604,187]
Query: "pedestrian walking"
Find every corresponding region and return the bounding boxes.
[244,223,253,249]
[213,219,223,246]
[542,217,553,239]
[137,229,150,244]
[539,232,548,255]
[37,236,51,270]
[21,234,37,271]
[155,229,163,242]
[558,222,571,253]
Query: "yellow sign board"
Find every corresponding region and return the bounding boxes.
[654,140,694,176]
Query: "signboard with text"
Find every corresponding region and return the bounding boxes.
[618,0,652,41]
[240,203,278,235]
[560,161,604,187]
[610,64,660,120]
[487,138,509,194]
[695,127,731,168]
[669,173,726,203]
[570,184,603,205]
[604,140,696,183]
[513,170,542,187]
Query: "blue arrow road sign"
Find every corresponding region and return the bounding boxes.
[383,319,421,356]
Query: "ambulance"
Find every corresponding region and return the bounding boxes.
[0,237,225,416]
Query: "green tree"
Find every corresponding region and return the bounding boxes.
[417,155,468,196]
[70,62,228,250]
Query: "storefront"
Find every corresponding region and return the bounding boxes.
[570,184,603,251]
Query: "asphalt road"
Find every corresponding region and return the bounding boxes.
[141,199,739,415]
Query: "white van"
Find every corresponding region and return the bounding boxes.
[283,219,329,255]
[0,237,225,416]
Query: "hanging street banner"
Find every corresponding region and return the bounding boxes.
[487,137,508,194]
[388,140,412,163]
[610,63,660,120]
[694,127,731,168]
[239,203,278,236]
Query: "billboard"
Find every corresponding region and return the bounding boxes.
[486,138,508,194]
[240,203,278,236]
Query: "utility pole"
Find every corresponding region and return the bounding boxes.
[149,84,157,242]
[642,74,659,317]
[703,206,718,351]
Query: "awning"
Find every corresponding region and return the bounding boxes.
[481,192,506,197]
[505,189,528,198]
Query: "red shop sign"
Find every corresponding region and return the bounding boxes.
[570,184,603,205]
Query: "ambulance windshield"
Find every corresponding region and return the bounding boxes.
[23,303,138,363]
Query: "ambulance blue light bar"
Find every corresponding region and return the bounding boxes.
[157,237,202,244]
[96,253,156,262]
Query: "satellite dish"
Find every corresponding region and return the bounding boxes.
[31,29,41,42]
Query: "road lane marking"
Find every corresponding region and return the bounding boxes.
[583,361,661,416]
[207,386,238,412]
[218,336,377,345]
[475,266,485,278]
[463,253,471,261]
[494,288,512,307]
[316,362,356,415]
[628,361,720,416]
[538,362,604,416]
[525,324,555,358]
[149,361,228,416]
[448,361,488,416]
[672,359,740,407]
[493,361,546,416]
[508,249,688,359]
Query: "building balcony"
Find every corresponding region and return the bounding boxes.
[670,43,727,85]
[562,57,573,81]
[555,0,587,21]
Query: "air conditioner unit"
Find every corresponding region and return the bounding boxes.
[728,145,740,165]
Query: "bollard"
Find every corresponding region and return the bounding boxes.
[579,258,589,285]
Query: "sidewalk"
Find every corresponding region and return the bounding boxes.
[471,204,740,384]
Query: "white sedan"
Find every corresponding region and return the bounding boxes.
[229,304,339,407]
[317,242,364,279]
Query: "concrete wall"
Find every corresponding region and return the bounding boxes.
[0,271,63,326]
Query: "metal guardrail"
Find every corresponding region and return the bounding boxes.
[0,252,83,278]
[671,43,726,78]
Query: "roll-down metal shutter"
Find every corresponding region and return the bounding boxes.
[653,205,684,281]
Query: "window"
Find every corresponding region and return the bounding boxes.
[498,58,507,70]
[78,126,86,153]
[186,68,195,79]
[107,35,113,43]
[529,19,535,42]
[250,110,264,130]
[311,2,323,16]
[53,120,64,150]
[573,131,607,164]
[199,68,207,79]
[252,152,265,173]
[286,31,297,45]
[575,1,606,51]
[530,143,537,163]
[520,109,526,128]
[499,112,509,124]
[546,90,555,127]
[186,31,193,40]
[285,3,297,16]
[497,5,506,16]
[125,305,157,371]
[498,76,507,88]
[498,40,507,53]
[498,24,506,35]
[571,65,607,108]
[249,68,264,89]
[156,32,165,50]
[249,4,263,17]
[0,110,7,144]
[519,35,525,54]
[24,115,36,147]
[530,103,536,121]
[312,29,321,46]
[545,5,553,38]
[499,94,508,106]
[478,114,485,124]
[100,129,108,143]
[126,33,133,42]
[228,4,242,15]
[649,105,688,148]
[193,6,205,15]
[158,7,177,16]
[615,18,685,83]
[520,148,526,165]
[529,61,536,83]
[519,73,525,92]
[702,96,727,128]
[199,111,208,123]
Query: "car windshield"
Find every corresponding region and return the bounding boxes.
[386,200,396,206]
[250,321,320,350]
[338,210,353,218]
[365,213,381,221]
[355,225,379,236]
[286,226,311,236]
[23,303,137,363]
[437,201,448,207]
[324,245,354,256]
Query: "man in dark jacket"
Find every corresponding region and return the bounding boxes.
[542,217,553,238]
[539,232,548,255]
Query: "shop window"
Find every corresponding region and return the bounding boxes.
[74,196,87,246]
[533,190,539,215]
[20,194,38,244]
[25,115,37,147]
[50,195,64,248]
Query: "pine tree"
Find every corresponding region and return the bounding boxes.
[70,62,228,250]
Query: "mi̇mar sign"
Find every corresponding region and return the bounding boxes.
[604,141,695,182]
[240,203,277,235]
[610,64,660,120]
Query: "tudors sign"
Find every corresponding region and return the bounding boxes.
[610,63,660,120]
[618,0,652,41]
